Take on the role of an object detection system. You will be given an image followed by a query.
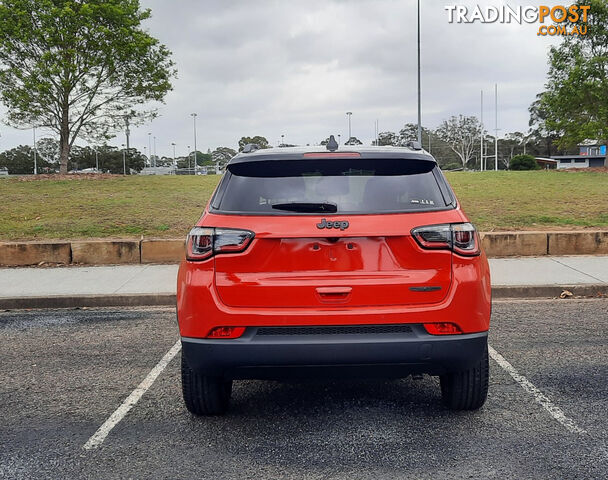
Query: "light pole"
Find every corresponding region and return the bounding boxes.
[494,83,499,171]
[32,125,37,175]
[187,145,191,174]
[375,119,379,146]
[346,112,352,142]
[171,142,176,168]
[281,134,284,147]
[480,90,484,171]
[121,144,126,175]
[95,148,99,172]
[124,116,130,150]
[417,0,422,145]
[153,136,157,167]
[338,134,341,146]
[148,133,152,167]
[191,113,198,172]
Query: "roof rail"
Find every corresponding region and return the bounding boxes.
[242,143,260,153]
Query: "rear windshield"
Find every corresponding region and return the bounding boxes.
[213,158,452,214]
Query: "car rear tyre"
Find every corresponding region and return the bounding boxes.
[440,344,489,410]
[181,352,232,416]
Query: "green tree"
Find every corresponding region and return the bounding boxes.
[536,0,608,153]
[0,0,175,174]
[154,156,174,167]
[375,132,399,146]
[435,115,482,169]
[68,145,95,171]
[211,147,237,164]
[186,150,213,167]
[344,136,363,145]
[36,137,60,164]
[510,154,540,171]
[528,96,560,157]
[398,123,421,145]
[398,124,440,150]
[176,156,191,170]
[238,136,271,151]
[0,144,53,174]
[69,144,145,173]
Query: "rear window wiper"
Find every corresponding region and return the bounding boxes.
[271,202,338,213]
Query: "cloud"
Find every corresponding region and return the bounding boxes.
[0,0,560,157]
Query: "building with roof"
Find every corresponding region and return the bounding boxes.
[551,141,606,169]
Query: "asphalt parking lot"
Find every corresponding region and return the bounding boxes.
[1,299,607,479]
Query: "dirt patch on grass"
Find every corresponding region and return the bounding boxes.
[557,166,608,173]
[12,174,120,182]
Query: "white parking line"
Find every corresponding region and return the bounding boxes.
[83,339,182,450]
[83,339,587,449]
[488,344,586,435]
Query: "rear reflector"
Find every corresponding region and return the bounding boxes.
[206,326,246,339]
[423,323,463,335]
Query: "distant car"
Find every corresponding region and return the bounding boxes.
[0,167,8,176]
[177,137,491,415]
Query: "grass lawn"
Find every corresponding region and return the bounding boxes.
[445,170,608,231]
[0,170,606,241]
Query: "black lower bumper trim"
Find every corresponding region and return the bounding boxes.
[182,326,488,380]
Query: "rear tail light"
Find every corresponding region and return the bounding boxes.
[411,223,480,256]
[206,326,246,339]
[186,227,254,261]
[423,322,463,335]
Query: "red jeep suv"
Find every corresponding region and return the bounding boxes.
[177,138,491,415]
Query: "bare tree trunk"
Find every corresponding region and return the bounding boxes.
[59,103,70,174]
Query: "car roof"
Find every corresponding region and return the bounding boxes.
[229,145,436,165]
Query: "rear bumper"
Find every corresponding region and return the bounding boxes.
[182,327,488,380]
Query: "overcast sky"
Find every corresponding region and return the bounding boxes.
[0,0,562,157]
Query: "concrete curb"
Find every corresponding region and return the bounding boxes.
[71,240,140,264]
[0,241,71,266]
[0,294,176,310]
[141,239,185,263]
[491,284,608,299]
[2,230,608,267]
[1,285,606,310]
[2,231,608,266]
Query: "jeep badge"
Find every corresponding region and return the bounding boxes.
[316,218,349,231]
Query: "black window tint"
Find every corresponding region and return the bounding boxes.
[217,158,449,214]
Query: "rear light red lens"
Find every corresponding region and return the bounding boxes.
[423,323,462,335]
[186,227,214,260]
[186,227,254,261]
[206,326,246,339]
[411,223,480,256]
[451,223,479,255]
[302,152,361,158]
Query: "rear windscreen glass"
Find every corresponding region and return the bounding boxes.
[216,158,449,214]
